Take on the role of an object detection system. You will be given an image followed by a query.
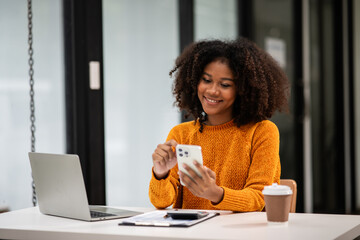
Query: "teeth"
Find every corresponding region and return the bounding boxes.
[206,97,220,103]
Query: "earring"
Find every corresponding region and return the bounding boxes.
[201,112,207,121]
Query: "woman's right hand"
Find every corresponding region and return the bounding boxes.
[152,139,178,179]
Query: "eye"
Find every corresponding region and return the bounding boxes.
[221,83,231,88]
[201,77,211,83]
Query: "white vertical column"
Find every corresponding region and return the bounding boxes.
[303,0,313,213]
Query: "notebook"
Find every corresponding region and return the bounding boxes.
[28,152,141,221]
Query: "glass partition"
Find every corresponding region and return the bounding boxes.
[252,0,297,185]
[0,0,65,211]
[251,0,304,211]
[103,0,179,207]
[194,0,237,41]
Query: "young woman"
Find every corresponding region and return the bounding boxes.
[149,38,289,212]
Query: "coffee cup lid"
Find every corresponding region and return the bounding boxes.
[262,183,293,195]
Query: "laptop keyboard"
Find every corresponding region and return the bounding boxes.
[90,210,116,218]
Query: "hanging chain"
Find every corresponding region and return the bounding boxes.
[28,0,37,207]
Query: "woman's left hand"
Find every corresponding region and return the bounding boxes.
[179,161,224,204]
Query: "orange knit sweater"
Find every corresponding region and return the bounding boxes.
[149,119,280,212]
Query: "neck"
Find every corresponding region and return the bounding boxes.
[206,115,233,126]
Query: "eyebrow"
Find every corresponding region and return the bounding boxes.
[203,72,234,82]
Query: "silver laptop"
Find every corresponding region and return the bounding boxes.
[28,152,141,221]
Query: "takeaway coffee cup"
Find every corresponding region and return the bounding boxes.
[262,183,293,224]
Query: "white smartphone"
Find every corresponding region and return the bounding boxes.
[166,209,209,220]
[176,144,203,185]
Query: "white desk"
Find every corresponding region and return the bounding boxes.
[0,207,360,240]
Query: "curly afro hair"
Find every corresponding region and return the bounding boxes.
[170,37,290,131]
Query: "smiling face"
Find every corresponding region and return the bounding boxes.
[197,59,236,126]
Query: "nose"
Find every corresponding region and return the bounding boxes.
[208,83,220,96]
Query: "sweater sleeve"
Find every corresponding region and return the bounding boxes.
[148,127,182,209]
[148,167,181,209]
[212,121,281,212]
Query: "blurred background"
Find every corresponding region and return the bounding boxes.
[0,0,359,214]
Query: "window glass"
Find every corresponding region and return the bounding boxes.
[309,0,345,213]
[0,0,65,211]
[103,0,179,207]
[195,0,237,41]
[252,0,297,186]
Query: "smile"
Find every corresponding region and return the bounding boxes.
[204,96,222,103]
